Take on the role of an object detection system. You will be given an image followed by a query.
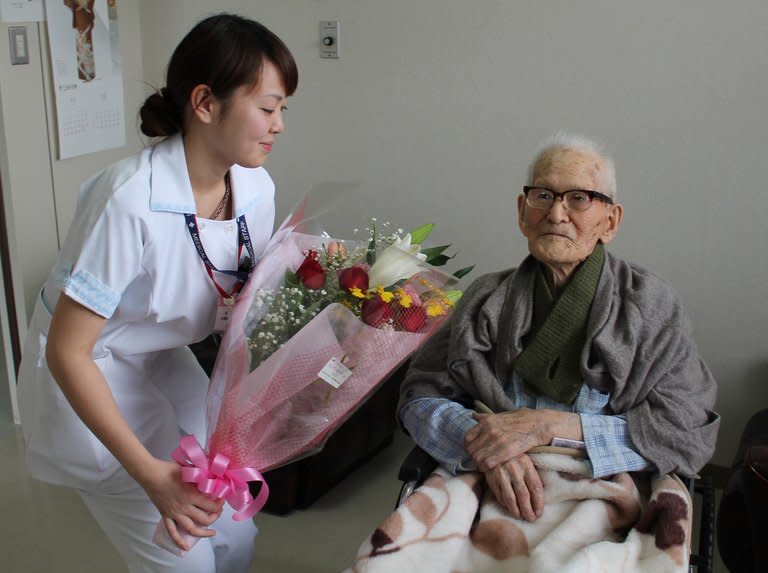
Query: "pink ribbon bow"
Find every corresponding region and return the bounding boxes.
[171,435,269,521]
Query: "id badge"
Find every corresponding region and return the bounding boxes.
[214,296,236,332]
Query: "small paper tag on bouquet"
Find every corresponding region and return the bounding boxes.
[317,357,353,388]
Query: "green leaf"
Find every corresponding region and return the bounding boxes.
[444,290,463,304]
[426,253,454,266]
[284,269,301,289]
[453,265,475,279]
[409,223,434,245]
[300,298,325,321]
[420,245,451,260]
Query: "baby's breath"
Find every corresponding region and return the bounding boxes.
[247,283,332,368]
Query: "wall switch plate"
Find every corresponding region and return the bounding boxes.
[320,20,339,59]
[9,26,29,66]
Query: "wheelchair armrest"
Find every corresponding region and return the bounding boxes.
[680,473,715,573]
[746,445,768,483]
[396,445,439,509]
[398,445,439,484]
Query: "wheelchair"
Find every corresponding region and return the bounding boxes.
[717,409,768,572]
[396,445,716,573]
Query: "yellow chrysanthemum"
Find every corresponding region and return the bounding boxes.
[426,301,446,317]
[396,288,412,308]
[350,287,367,299]
[376,286,395,303]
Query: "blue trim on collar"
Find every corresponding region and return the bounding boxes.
[149,134,196,214]
[151,202,197,213]
[230,163,272,217]
[234,193,265,218]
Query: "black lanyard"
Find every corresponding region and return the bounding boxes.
[185,213,255,299]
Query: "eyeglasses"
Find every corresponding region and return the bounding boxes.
[522,186,614,212]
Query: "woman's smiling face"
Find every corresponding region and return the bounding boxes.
[208,61,288,169]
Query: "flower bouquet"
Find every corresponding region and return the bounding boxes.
[154,198,471,554]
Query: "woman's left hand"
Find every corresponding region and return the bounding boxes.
[141,458,225,550]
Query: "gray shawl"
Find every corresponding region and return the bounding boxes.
[399,252,720,477]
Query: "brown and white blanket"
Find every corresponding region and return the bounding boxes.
[346,453,691,573]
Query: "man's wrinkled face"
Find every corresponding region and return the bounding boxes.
[518,148,621,276]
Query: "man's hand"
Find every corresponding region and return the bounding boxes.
[465,408,582,471]
[484,454,544,521]
[464,408,551,471]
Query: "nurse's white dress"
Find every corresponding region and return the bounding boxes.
[17,134,274,572]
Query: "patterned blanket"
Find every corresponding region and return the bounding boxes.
[346,453,691,573]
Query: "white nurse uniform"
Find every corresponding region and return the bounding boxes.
[17,133,274,572]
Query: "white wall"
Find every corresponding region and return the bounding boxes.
[0,1,145,321]
[0,1,763,466]
[137,0,768,467]
[0,21,58,327]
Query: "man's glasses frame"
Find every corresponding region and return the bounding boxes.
[522,186,614,212]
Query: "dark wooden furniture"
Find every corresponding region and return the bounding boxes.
[259,362,405,514]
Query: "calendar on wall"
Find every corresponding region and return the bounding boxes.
[46,0,125,159]
[0,0,44,22]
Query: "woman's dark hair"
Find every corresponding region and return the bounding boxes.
[140,13,298,137]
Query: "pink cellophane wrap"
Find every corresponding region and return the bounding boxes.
[154,211,454,555]
[206,227,448,472]
[208,302,432,471]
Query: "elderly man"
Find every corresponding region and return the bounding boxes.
[398,133,720,523]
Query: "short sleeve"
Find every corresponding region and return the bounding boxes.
[55,173,146,318]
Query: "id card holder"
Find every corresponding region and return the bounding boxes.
[214,296,236,332]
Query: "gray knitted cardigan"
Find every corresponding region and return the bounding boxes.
[399,252,720,477]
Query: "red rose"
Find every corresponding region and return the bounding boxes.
[296,250,326,290]
[338,266,369,292]
[395,305,427,332]
[361,296,393,327]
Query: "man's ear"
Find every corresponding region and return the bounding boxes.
[517,193,527,234]
[600,203,623,244]
[189,84,216,124]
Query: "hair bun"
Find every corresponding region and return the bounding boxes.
[139,88,182,137]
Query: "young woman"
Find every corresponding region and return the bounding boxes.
[17,14,297,573]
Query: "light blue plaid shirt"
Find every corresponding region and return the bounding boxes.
[400,371,652,478]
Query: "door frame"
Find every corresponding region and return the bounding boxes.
[0,169,21,424]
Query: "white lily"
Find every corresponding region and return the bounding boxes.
[368,234,428,287]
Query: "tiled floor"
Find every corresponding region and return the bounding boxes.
[0,407,413,573]
[1,398,728,573]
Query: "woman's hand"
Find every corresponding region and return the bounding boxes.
[46,295,224,551]
[465,408,582,471]
[484,454,544,521]
[140,458,224,551]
